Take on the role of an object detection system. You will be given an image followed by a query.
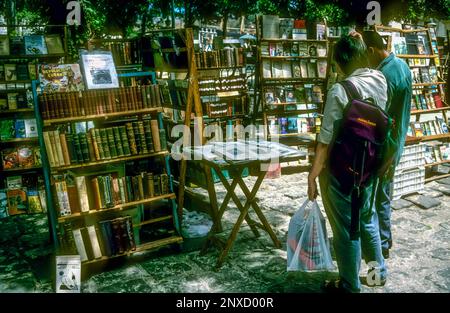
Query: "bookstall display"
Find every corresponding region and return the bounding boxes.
[34,56,182,263]
[256,15,328,163]
[376,24,449,189]
[0,25,67,219]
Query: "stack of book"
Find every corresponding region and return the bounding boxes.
[42,119,167,168]
[425,141,450,164]
[0,119,37,140]
[53,171,170,217]
[0,62,38,81]
[411,87,443,110]
[264,84,323,107]
[38,84,163,119]
[410,66,439,84]
[261,41,327,57]
[268,116,318,135]
[262,59,327,79]
[407,118,449,137]
[0,34,64,56]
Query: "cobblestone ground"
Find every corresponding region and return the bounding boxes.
[1,172,449,293]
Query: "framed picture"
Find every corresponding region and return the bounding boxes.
[80,50,119,89]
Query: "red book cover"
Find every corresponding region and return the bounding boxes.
[434,93,443,108]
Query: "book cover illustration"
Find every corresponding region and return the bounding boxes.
[56,255,81,293]
[0,190,8,219]
[6,175,22,189]
[2,148,19,169]
[80,51,119,89]
[39,64,85,93]
[0,35,10,55]
[24,35,48,55]
[4,64,17,81]
[24,119,38,138]
[7,188,27,215]
[0,119,15,140]
[15,119,26,138]
[18,146,34,168]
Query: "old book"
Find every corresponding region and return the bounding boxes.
[153,174,161,196]
[54,130,65,167]
[0,35,10,55]
[43,131,56,167]
[150,120,161,152]
[55,179,71,216]
[75,176,90,212]
[18,146,34,168]
[106,128,117,158]
[131,122,141,154]
[85,131,96,162]
[7,188,28,215]
[72,229,88,262]
[111,218,125,254]
[99,128,111,159]
[112,127,124,157]
[59,133,71,166]
[125,123,138,155]
[98,220,114,256]
[119,126,131,156]
[160,173,169,195]
[93,129,104,160]
[124,216,136,251]
[65,174,80,214]
[137,121,148,154]
[45,34,64,54]
[87,225,102,259]
[90,177,102,210]
[24,35,48,55]
[79,227,95,261]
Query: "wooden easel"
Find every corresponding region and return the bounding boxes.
[176,28,222,232]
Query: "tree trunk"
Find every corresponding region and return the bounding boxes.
[222,13,228,39]
[240,15,245,34]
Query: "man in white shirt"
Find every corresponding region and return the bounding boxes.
[307,35,387,293]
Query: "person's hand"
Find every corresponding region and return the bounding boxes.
[349,31,363,40]
[307,174,318,201]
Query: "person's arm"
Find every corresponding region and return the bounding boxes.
[307,142,329,200]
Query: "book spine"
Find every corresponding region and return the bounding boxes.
[151,120,161,152]
[87,225,103,259]
[111,219,125,255]
[54,130,65,167]
[72,131,83,163]
[85,130,96,162]
[137,121,148,154]
[43,131,56,167]
[72,228,89,262]
[91,177,102,210]
[153,174,161,196]
[98,221,113,257]
[76,176,91,212]
[143,120,154,153]
[113,127,124,157]
[106,128,117,158]
[59,133,71,166]
[65,132,78,164]
[79,133,90,163]
[119,126,131,156]
[125,216,136,251]
[126,123,138,155]
[80,227,95,260]
[99,128,111,159]
[94,129,104,160]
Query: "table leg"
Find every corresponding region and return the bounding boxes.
[203,164,222,233]
[235,172,282,248]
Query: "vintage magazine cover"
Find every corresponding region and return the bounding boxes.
[80,50,119,89]
[39,64,85,93]
[56,255,81,293]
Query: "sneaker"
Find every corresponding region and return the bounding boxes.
[382,248,390,259]
[323,279,354,293]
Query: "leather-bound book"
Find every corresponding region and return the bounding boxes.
[124,216,136,251]
[137,121,148,154]
[80,227,95,261]
[143,120,155,153]
[112,127,124,157]
[93,128,104,160]
[98,220,114,257]
[119,126,131,156]
[125,123,138,155]
[150,119,161,152]
[99,128,111,159]
[85,130,96,162]
[106,128,117,158]
[111,218,125,254]
[59,132,71,166]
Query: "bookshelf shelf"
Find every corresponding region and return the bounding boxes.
[413,82,446,87]
[406,133,450,144]
[134,215,173,227]
[425,160,450,167]
[0,137,38,143]
[0,53,66,59]
[50,151,169,172]
[0,89,29,93]
[43,108,162,126]
[397,54,436,59]
[260,38,328,43]
[270,132,316,138]
[57,193,176,222]
[2,166,43,173]
[261,55,327,60]
[197,66,245,71]
[262,77,326,84]
[411,106,450,114]
[0,80,32,84]
[0,108,35,114]
[81,235,183,265]
[265,108,319,116]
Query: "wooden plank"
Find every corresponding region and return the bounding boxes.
[134,215,173,227]
[425,173,450,183]
[411,106,450,114]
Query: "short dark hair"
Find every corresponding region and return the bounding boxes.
[333,35,369,75]
[362,30,386,50]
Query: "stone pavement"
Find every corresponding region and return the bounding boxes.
[1,172,449,293]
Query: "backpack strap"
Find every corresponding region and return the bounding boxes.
[339,80,360,101]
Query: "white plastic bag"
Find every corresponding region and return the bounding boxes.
[287,200,335,272]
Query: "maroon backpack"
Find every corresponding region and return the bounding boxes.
[328,80,394,239]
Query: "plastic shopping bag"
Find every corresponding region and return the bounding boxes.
[287,200,335,272]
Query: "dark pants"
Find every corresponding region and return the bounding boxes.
[375,177,393,251]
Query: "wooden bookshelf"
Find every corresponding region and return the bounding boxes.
[2,166,42,173]
[260,38,328,43]
[265,108,319,116]
[0,80,32,84]
[197,65,245,71]
[413,82,446,87]
[50,150,169,172]
[43,108,162,126]
[261,55,328,60]
[82,235,183,265]
[0,88,29,93]
[270,132,316,138]
[397,54,436,59]
[406,133,450,144]
[262,77,326,83]
[411,106,450,114]
[0,108,35,114]
[57,193,176,222]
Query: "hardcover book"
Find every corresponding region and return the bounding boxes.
[0,119,15,140]
[24,35,48,55]
[7,188,28,215]
[4,64,17,81]
[45,34,64,54]
[0,35,10,55]
[2,148,19,169]
[24,119,38,138]
[15,119,26,138]
[39,64,85,93]
[18,146,34,168]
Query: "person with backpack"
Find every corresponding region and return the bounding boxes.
[307,34,388,293]
[361,30,412,259]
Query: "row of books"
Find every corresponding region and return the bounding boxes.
[391,33,432,55]
[0,91,33,110]
[0,62,38,82]
[261,42,327,57]
[407,58,432,67]
[0,34,65,56]
[0,119,37,140]
[99,41,142,66]
[262,60,327,79]
[43,120,167,168]
[264,84,323,105]
[1,146,41,170]
[38,84,163,119]
[195,48,244,68]
[411,88,444,110]
[198,75,247,94]
[407,118,449,138]
[0,175,46,218]
[268,116,319,135]
[70,217,136,262]
[425,141,450,164]
[411,66,439,84]
[262,16,326,40]
[54,171,170,217]
[203,97,247,118]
